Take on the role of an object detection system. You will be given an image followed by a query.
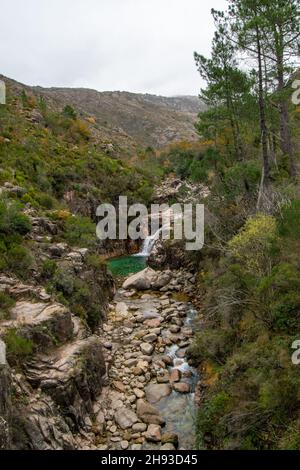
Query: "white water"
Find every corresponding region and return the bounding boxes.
[137,225,166,256]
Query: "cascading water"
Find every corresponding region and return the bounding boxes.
[137,225,166,256]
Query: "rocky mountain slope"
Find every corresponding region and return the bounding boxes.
[1,75,203,155]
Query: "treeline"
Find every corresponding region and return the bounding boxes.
[185,0,300,451]
[195,0,299,210]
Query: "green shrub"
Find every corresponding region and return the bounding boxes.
[6,245,32,277]
[40,259,57,280]
[228,214,277,276]
[5,330,33,364]
[0,292,15,320]
[0,199,31,236]
[63,215,96,247]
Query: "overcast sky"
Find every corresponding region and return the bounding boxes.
[1,0,227,96]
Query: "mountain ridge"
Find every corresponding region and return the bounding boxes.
[1,75,203,154]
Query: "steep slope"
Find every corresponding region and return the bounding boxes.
[33,88,202,149]
[0,75,203,153]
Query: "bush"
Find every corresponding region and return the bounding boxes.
[5,329,33,364]
[0,292,15,320]
[40,259,57,280]
[0,199,31,236]
[64,215,96,247]
[6,245,32,277]
[228,214,277,276]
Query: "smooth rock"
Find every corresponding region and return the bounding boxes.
[173,382,190,393]
[122,268,157,291]
[140,343,154,356]
[169,369,181,383]
[136,399,165,425]
[114,408,138,429]
[145,384,172,404]
[132,422,147,432]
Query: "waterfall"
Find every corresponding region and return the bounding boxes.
[136,225,167,257]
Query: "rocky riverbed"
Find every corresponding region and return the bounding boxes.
[89,267,200,451]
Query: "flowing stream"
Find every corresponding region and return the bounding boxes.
[105,252,199,450]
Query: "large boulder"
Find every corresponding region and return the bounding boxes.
[145,383,172,404]
[122,268,157,290]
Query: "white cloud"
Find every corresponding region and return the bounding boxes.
[0,0,227,95]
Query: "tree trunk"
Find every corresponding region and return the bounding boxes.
[256,24,271,210]
[276,29,297,178]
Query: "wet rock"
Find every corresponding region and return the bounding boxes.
[169,369,181,383]
[157,372,169,384]
[162,356,173,366]
[136,399,165,425]
[145,384,172,404]
[173,382,190,393]
[114,408,138,429]
[176,348,187,358]
[145,424,161,442]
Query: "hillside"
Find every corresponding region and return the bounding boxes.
[1,76,203,156]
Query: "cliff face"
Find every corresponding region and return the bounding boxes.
[0,366,11,449]
[0,212,114,450]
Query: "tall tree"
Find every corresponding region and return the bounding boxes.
[262,0,300,177]
[225,0,273,208]
[195,24,251,161]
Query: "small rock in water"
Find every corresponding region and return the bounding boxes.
[169,369,181,383]
[173,382,190,394]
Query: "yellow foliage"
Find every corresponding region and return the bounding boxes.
[52,209,72,220]
[228,213,277,275]
[71,119,91,139]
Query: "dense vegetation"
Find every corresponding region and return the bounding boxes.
[182,0,300,450]
[0,84,155,331]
